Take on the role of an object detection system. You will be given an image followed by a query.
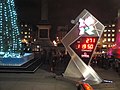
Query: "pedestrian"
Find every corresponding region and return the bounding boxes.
[115,59,119,72]
[76,83,81,90]
[41,49,47,64]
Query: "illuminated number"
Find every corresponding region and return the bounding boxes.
[90,38,92,43]
[93,38,96,43]
[86,38,93,43]
[86,38,96,43]
[86,38,89,43]
[87,44,94,49]
[76,44,80,49]
[82,44,86,49]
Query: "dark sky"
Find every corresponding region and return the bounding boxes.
[15,0,120,26]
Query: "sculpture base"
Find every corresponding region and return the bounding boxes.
[0,53,34,66]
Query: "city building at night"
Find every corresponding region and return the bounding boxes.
[108,9,120,58]
[98,23,116,53]
[20,23,33,44]
[97,10,120,54]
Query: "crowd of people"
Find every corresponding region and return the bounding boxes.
[91,54,120,75]
[38,47,120,76]
[39,47,70,74]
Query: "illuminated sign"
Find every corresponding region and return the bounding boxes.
[76,37,97,50]
[70,37,98,64]
[79,16,95,35]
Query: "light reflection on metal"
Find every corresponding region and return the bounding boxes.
[62,9,105,84]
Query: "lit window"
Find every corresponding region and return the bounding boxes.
[104,34,107,37]
[104,38,106,41]
[112,34,115,37]
[25,24,27,27]
[108,38,111,42]
[112,30,115,32]
[21,32,23,34]
[35,48,39,51]
[108,44,111,47]
[25,32,27,34]
[108,34,110,37]
[104,30,107,32]
[112,38,115,42]
[112,24,115,27]
[28,36,30,38]
[103,45,107,48]
[24,36,27,38]
[109,25,111,27]
[37,45,40,48]
[34,39,36,42]
[21,24,23,27]
[103,38,106,43]
[108,30,111,32]
[111,45,113,47]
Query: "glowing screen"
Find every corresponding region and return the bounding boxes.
[70,37,98,65]
[76,38,97,50]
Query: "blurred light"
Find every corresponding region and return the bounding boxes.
[37,45,40,48]
[53,40,57,46]
[102,51,105,53]
[22,39,28,44]
[34,39,36,42]
[83,83,94,90]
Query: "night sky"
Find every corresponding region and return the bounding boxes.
[15,0,120,26]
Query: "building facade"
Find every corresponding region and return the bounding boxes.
[20,23,33,44]
[20,23,34,52]
[98,23,116,53]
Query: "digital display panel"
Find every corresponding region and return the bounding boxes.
[76,38,96,50]
[70,37,98,65]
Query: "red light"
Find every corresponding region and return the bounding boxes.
[87,44,94,49]
[75,37,97,50]
[93,38,96,43]
[81,44,94,50]
[76,44,80,49]
[82,83,94,90]
[82,44,87,49]
[86,38,96,43]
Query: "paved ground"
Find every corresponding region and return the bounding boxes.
[0,68,76,90]
[0,66,119,90]
[92,67,120,90]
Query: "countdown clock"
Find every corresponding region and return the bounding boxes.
[70,37,98,65]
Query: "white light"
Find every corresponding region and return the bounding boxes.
[102,51,105,53]
[78,17,95,35]
[53,40,57,46]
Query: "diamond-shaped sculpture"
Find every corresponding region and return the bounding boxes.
[62,9,105,84]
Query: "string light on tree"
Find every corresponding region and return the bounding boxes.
[0,0,22,53]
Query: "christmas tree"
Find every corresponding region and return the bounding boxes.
[0,0,21,53]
